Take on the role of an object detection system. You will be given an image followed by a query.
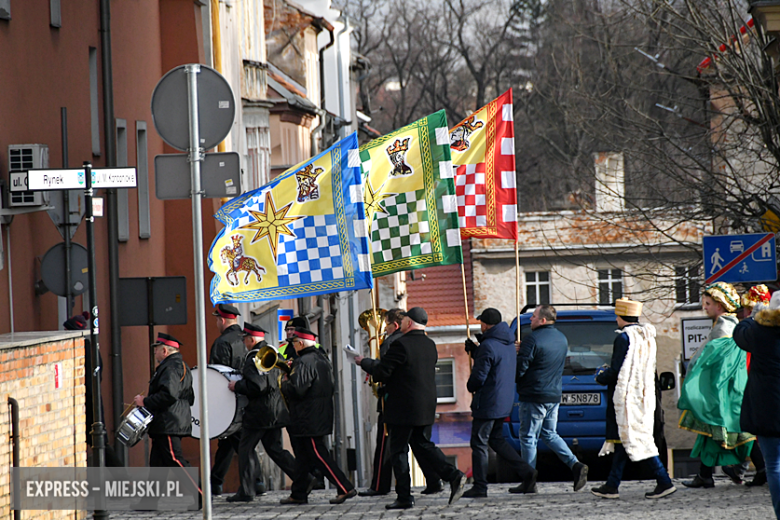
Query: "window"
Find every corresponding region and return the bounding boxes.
[675,266,701,305]
[598,269,623,305]
[435,358,455,404]
[116,119,129,242]
[525,271,550,306]
[136,122,150,239]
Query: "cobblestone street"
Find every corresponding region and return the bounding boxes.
[108,477,774,520]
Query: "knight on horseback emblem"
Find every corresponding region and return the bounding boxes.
[295,164,323,203]
[386,138,413,177]
[450,116,484,152]
[220,234,266,286]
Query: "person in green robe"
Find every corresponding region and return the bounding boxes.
[679,281,755,488]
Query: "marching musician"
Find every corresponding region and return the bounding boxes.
[209,303,247,496]
[133,333,195,469]
[278,316,309,361]
[226,323,298,502]
[280,327,357,505]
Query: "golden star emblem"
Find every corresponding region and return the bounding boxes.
[364,178,395,222]
[239,192,303,262]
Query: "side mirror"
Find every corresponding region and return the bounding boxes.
[659,371,675,391]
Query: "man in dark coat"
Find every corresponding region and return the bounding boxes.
[208,303,247,495]
[133,333,195,469]
[280,327,356,505]
[363,307,466,510]
[356,309,443,497]
[515,305,587,492]
[734,293,780,519]
[226,323,298,502]
[278,316,309,361]
[462,308,537,498]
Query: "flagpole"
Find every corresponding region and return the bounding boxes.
[461,262,474,372]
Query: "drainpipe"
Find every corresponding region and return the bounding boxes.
[336,17,349,138]
[313,27,335,154]
[99,0,125,468]
[9,397,20,520]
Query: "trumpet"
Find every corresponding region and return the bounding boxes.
[254,345,291,375]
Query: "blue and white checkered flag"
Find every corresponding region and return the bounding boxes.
[208,133,373,303]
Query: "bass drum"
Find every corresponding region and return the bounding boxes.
[190,364,246,439]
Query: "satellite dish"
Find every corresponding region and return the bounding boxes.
[40,242,89,297]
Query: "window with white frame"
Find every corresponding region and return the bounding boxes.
[598,269,623,305]
[525,271,551,306]
[435,358,456,404]
[675,266,701,305]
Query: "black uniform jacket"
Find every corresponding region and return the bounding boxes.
[233,344,290,430]
[281,346,334,437]
[209,324,247,370]
[144,352,194,436]
[360,329,403,412]
[368,329,437,427]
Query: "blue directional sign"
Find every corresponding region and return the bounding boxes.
[703,233,777,284]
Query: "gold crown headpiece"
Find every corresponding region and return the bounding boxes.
[386,138,410,155]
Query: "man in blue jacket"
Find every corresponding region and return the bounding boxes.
[516,305,588,492]
[462,308,537,498]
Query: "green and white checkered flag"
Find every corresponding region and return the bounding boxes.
[359,110,463,277]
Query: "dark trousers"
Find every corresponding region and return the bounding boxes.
[368,413,393,493]
[471,418,534,492]
[211,431,240,487]
[149,435,201,506]
[607,443,671,489]
[388,424,460,501]
[237,427,297,497]
[289,435,354,500]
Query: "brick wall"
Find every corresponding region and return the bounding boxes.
[0,331,88,519]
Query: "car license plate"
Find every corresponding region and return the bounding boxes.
[561,393,601,405]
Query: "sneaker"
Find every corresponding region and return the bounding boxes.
[448,472,466,505]
[682,475,714,488]
[591,484,619,499]
[461,487,488,498]
[645,482,677,499]
[722,465,744,485]
[572,462,589,492]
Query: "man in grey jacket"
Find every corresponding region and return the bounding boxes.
[516,305,588,492]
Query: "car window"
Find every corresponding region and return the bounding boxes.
[520,322,617,375]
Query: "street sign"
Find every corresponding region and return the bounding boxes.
[154,152,241,199]
[151,64,235,151]
[681,317,712,361]
[27,167,137,190]
[40,242,89,297]
[278,309,294,343]
[703,233,777,284]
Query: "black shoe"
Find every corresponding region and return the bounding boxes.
[226,493,253,503]
[359,489,389,497]
[448,472,466,505]
[330,489,357,504]
[722,465,744,485]
[645,482,676,499]
[508,469,538,494]
[311,478,326,490]
[211,484,222,496]
[279,495,308,505]
[255,480,267,496]
[386,498,414,509]
[462,487,487,498]
[591,484,619,499]
[682,475,714,488]
[421,480,443,494]
[572,462,589,492]
[747,471,768,487]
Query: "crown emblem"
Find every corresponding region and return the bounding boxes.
[386,138,410,155]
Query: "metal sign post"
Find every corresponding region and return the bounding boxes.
[186,63,212,518]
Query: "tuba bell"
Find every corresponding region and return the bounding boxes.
[254,345,291,374]
[359,308,387,359]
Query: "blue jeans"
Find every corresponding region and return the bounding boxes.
[605,443,671,489]
[518,401,578,469]
[757,435,780,519]
[470,418,534,493]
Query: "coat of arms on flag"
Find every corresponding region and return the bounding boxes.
[359,110,463,277]
[450,89,518,239]
[208,133,373,303]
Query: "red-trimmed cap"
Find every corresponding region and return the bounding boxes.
[152,332,182,349]
[291,327,317,341]
[212,304,241,319]
[243,323,267,338]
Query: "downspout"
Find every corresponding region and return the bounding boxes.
[9,397,20,520]
[99,0,125,466]
[336,17,349,138]
[312,27,335,155]
[211,0,227,154]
